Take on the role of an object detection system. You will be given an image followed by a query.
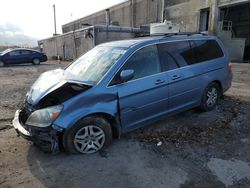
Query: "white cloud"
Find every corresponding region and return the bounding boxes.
[0,23,37,46]
[0,0,126,42]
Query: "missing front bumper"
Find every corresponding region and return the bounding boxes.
[12,110,61,153]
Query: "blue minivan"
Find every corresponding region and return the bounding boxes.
[13,34,232,154]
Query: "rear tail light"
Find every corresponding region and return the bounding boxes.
[228,62,232,71]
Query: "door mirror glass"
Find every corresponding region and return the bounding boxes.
[120,69,134,82]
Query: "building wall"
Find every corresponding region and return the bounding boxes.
[40,0,250,61]
[164,0,218,33]
[39,31,92,60]
[62,0,163,33]
[39,26,141,60]
[164,0,250,34]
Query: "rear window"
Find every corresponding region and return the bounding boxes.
[191,40,224,64]
[157,39,224,67]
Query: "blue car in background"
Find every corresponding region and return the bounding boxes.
[13,33,232,154]
[0,48,47,66]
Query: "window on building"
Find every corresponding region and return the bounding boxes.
[199,8,210,32]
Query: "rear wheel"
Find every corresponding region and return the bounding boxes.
[32,58,40,65]
[200,82,220,111]
[0,61,5,67]
[63,116,112,154]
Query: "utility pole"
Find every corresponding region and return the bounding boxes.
[53,4,57,35]
[53,4,58,59]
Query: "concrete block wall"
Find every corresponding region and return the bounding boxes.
[95,31,137,45]
[39,26,142,60]
[62,0,163,34]
[39,30,93,60]
[164,0,218,33]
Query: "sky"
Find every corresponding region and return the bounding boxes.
[0,0,126,46]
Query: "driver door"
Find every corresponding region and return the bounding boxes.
[114,45,169,130]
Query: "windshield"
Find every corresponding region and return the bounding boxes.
[65,46,127,84]
[0,49,12,55]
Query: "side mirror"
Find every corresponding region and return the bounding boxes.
[120,69,134,83]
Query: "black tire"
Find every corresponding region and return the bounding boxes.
[0,61,5,67]
[32,58,40,65]
[63,116,112,154]
[200,82,220,111]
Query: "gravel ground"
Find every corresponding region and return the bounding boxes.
[0,61,249,188]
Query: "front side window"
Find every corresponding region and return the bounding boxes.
[121,45,161,80]
[9,50,20,56]
[66,46,127,84]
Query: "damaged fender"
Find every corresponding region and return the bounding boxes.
[53,91,121,136]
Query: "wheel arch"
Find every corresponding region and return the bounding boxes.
[64,112,121,139]
[85,112,121,139]
[212,80,223,97]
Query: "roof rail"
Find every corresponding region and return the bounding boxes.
[136,32,208,38]
[162,32,208,37]
[148,32,208,37]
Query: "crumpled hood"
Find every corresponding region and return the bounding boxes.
[26,69,91,105]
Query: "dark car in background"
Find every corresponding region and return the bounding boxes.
[0,48,47,66]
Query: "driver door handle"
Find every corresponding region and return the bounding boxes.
[155,79,165,85]
[172,75,181,80]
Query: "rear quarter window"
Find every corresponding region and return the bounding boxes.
[191,40,224,64]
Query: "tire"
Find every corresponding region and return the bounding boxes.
[63,116,112,154]
[200,82,220,111]
[0,61,5,67]
[32,58,40,65]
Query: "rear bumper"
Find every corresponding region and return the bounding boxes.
[223,71,233,93]
[12,110,61,153]
[41,55,48,62]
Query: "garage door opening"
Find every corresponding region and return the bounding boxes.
[219,3,250,62]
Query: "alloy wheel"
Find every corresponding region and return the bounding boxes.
[73,125,105,154]
[206,87,218,107]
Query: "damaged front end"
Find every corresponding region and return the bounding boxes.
[13,69,92,153]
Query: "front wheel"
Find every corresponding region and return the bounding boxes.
[200,82,220,111]
[63,116,112,154]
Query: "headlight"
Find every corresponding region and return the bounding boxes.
[26,105,63,127]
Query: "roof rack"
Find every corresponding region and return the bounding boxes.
[148,32,208,37]
[136,32,208,38]
[163,32,208,37]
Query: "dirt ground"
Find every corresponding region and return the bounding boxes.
[0,61,249,188]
